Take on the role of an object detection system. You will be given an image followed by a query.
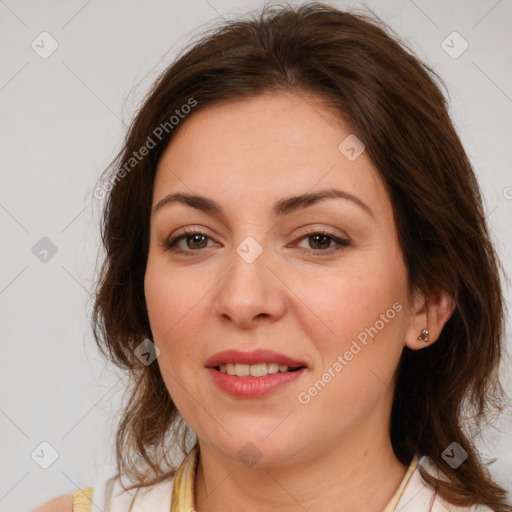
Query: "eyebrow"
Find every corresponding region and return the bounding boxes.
[153,188,374,218]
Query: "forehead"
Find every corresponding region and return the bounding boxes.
[153,92,386,217]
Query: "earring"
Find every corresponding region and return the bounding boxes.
[418,328,429,342]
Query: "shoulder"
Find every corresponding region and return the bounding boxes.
[31,473,177,512]
[91,473,176,511]
[431,497,494,512]
[31,493,73,512]
[396,456,495,512]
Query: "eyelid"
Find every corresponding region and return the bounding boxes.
[291,224,349,241]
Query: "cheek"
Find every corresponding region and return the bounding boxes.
[143,260,206,405]
[295,270,406,424]
[309,267,403,335]
[299,257,407,374]
[144,256,220,377]
[145,256,206,337]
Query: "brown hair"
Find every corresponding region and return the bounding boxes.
[91,2,511,510]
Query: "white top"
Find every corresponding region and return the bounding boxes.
[85,456,493,512]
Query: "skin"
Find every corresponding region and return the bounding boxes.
[144,92,454,512]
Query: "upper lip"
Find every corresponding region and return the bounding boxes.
[205,349,308,369]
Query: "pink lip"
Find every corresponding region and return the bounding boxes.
[206,367,307,398]
[204,349,308,369]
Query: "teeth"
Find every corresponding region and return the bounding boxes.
[218,363,293,377]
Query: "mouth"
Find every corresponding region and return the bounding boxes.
[213,362,307,377]
[205,349,308,375]
[206,363,307,398]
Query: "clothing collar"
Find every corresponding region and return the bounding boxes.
[170,444,419,512]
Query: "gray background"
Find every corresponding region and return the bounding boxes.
[1,0,511,510]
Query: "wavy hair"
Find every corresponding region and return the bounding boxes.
[91,3,511,510]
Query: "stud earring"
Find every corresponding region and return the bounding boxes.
[418,313,429,342]
[418,328,429,342]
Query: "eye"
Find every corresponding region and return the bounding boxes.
[161,228,214,255]
[160,228,350,256]
[295,230,350,254]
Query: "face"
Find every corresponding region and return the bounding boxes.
[144,92,414,466]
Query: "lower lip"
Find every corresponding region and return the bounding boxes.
[206,367,307,398]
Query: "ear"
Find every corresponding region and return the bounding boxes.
[404,283,455,350]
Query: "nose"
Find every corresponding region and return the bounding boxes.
[213,239,286,330]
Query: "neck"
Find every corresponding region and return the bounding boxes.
[193,418,409,512]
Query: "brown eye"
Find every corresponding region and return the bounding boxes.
[163,230,213,254]
[296,230,350,255]
[185,234,208,250]
[308,233,332,250]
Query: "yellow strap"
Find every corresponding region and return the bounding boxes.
[72,487,94,512]
[171,444,199,512]
[382,456,419,512]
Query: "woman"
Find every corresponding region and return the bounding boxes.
[35,3,511,511]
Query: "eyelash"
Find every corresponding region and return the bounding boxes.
[160,228,350,256]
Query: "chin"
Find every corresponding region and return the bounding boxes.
[205,434,302,468]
